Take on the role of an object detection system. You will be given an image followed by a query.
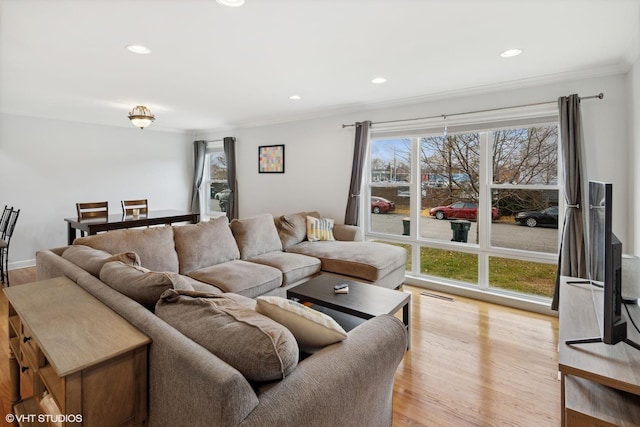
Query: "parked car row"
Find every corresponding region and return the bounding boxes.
[371,196,395,214]
[515,206,558,228]
[429,202,500,221]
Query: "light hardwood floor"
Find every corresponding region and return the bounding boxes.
[0,268,560,427]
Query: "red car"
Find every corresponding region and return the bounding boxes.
[429,202,500,220]
[371,196,395,214]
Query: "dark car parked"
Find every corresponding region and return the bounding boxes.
[429,201,500,220]
[371,196,395,214]
[515,206,558,228]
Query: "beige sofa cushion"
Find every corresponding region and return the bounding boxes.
[62,245,140,277]
[256,296,347,353]
[247,251,321,286]
[286,241,407,282]
[73,226,179,273]
[100,261,193,310]
[156,289,299,382]
[188,260,282,298]
[230,214,283,259]
[277,211,320,249]
[173,217,240,274]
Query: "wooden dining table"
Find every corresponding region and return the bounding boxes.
[64,209,199,245]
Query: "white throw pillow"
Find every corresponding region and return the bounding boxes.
[306,216,335,242]
[256,296,347,352]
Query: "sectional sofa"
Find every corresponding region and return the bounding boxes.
[35,211,408,426]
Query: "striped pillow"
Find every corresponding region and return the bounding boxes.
[306,216,335,242]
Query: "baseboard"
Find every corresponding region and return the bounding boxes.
[8,259,36,271]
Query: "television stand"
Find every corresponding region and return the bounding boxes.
[558,277,640,426]
[566,336,640,351]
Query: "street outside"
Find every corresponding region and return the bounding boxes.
[370,213,559,253]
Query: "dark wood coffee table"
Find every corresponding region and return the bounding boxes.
[287,274,411,349]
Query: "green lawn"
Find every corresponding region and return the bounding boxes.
[379,242,556,298]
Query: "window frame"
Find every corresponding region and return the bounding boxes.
[363,105,562,307]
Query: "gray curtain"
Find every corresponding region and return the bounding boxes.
[551,95,587,310]
[223,137,238,220]
[190,140,207,214]
[344,121,371,226]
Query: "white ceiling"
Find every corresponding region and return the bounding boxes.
[1,0,639,132]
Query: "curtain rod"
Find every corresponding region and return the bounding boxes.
[204,139,223,143]
[341,92,604,128]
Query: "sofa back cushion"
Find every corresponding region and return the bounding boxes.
[230,214,283,259]
[62,245,140,277]
[73,226,179,272]
[173,217,240,274]
[100,261,194,310]
[156,289,299,382]
[276,211,319,249]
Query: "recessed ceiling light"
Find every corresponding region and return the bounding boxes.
[500,48,522,58]
[289,95,302,100]
[127,45,151,55]
[216,0,245,6]
[371,77,387,84]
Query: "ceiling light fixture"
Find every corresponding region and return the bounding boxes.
[500,48,522,58]
[371,77,387,84]
[127,45,151,55]
[289,95,302,100]
[128,105,155,129]
[216,0,245,7]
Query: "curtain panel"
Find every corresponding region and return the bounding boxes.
[344,121,371,226]
[551,95,587,310]
[223,137,238,220]
[190,140,207,215]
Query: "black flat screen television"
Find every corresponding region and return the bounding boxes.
[567,181,638,350]
[587,181,626,345]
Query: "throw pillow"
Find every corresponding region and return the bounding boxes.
[172,216,240,274]
[230,213,283,259]
[62,245,140,277]
[99,261,194,310]
[256,296,347,353]
[306,216,335,242]
[277,211,320,249]
[156,289,299,382]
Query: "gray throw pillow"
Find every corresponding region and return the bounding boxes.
[100,261,193,310]
[62,245,140,277]
[156,289,298,382]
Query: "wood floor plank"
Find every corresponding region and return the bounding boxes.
[0,268,560,426]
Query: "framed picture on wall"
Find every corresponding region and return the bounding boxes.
[258,144,285,173]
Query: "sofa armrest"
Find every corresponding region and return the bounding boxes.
[239,314,406,427]
[333,223,362,241]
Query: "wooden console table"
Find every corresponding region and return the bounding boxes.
[4,277,151,426]
[558,276,640,426]
[64,209,199,244]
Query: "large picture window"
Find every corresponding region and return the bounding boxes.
[365,111,560,304]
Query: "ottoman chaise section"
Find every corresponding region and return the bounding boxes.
[286,241,406,284]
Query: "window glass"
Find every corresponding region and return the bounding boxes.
[420,247,478,285]
[369,138,412,236]
[206,150,229,215]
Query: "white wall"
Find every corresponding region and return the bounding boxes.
[199,73,633,248]
[0,114,193,268]
[629,58,640,256]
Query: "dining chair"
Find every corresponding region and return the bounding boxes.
[121,199,148,216]
[0,205,12,282]
[76,202,109,237]
[76,201,109,220]
[0,208,20,286]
